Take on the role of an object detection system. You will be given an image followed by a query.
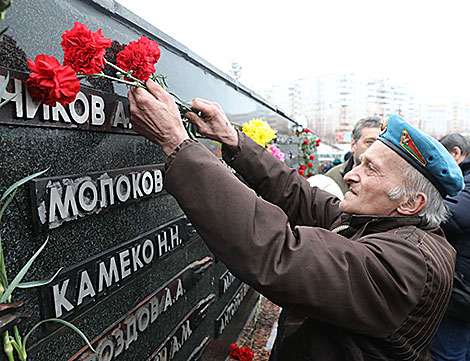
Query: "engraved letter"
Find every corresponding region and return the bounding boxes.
[131,244,144,271]
[175,279,184,301]
[52,103,71,123]
[141,171,153,196]
[181,320,192,343]
[52,279,74,318]
[154,170,163,193]
[119,250,131,279]
[158,232,168,256]
[78,180,98,212]
[77,270,96,306]
[131,172,143,199]
[98,257,120,292]
[111,101,130,128]
[115,175,131,202]
[49,184,78,223]
[99,177,114,207]
[124,315,137,349]
[112,328,124,358]
[69,92,89,125]
[137,305,150,332]
[142,239,154,264]
[91,95,105,126]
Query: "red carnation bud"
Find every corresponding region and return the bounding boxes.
[305,128,310,133]
[298,169,305,176]
[309,155,314,160]
[303,139,309,145]
[300,164,307,170]
[308,172,313,176]
[26,54,80,107]
[116,36,161,81]
[61,22,111,75]
[308,162,313,167]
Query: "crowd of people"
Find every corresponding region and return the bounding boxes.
[127,80,470,361]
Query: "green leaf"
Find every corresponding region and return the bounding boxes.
[0,168,48,203]
[0,188,17,288]
[0,71,9,98]
[0,92,18,109]
[17,267,63,288]
[0,236,49,303]
[23,318,96,353]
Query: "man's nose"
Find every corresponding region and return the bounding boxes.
[344,166,359,184]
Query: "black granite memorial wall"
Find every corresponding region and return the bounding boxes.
[0,1,300,360]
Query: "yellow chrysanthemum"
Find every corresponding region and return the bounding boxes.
[242,118,277,147]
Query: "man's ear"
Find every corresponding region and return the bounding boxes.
[450,146,462,161]
[351,138,356,153]
[396,193,427,216]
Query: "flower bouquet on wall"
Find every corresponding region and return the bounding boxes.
[241,118,285,162]
[24,22,195,136]
[297,128,321,178]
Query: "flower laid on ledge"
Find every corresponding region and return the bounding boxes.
[230,343,254,361]
[298,127,321,178]
[242,118,285,161]
[25,22,192,130]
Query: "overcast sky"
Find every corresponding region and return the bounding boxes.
[116,0,470,104]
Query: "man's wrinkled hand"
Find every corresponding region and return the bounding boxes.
[128,80,189,155]
[184,98,238,150]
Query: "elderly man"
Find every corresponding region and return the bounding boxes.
[128,82,464,361]
[326,117,381,195]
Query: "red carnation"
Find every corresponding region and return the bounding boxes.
[308,162,313,168]
[309,155,315,160]
[305,128,310,133]
[300,164,307,170]
[61,22,111,75]
[303,139,308,145]
[116,36,161,81]
[26,54,80,107]
[316,138,322,146]
[298,169,305,176]
[308,172,312,176]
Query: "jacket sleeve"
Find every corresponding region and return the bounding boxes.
[164,139,426,336]
[222,132,342,229]
[442,182,470,235]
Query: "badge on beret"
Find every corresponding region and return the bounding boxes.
[399,129,427,166]
[380,116,389,134]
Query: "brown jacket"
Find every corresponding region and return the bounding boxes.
[164,133,456,361]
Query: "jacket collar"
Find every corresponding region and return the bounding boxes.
[335,213,426,238]
[340,157,355,176]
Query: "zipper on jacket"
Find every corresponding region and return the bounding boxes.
[331,224,350,234]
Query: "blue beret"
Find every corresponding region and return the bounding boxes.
[378,114,464,197]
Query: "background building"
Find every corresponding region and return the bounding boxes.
[265,73,419,144]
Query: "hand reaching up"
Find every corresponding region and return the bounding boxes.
[185,98,238,150]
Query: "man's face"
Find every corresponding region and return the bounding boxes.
[351,127,380,166]
[340,141,407,216]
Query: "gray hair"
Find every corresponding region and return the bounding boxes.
[352,117,382,143]
[387,163,449,228]
[439,133,470,155]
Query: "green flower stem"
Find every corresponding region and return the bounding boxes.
[93,73,143,88]
[103,58,145,87]
[241,294,262,348]
[3,332,14,361]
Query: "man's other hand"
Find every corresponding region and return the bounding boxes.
[185,98,238,150]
